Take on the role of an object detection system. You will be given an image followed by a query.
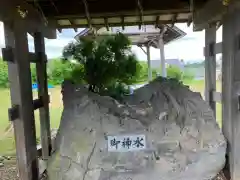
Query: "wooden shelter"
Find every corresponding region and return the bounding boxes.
[1,0,240,179]
[75,25,186,80]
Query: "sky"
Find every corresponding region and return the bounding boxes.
[0,22,222,63]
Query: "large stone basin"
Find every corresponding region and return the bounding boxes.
[47,78,226,180]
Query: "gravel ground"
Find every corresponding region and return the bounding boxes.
[0,162,228,180]
[0,161,18,180]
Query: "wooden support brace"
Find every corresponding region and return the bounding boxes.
[139,46,147,55]
[205,24,216,116]
[2,47,15,62]
[4,20,39,180]
[34,95,50,111]
[30,52,48,63]
[212,91,222,103]
[203,42,222,56]
[1,47,47,63]
[34,32,51,160]
[33,98,44,110]
[8,105,20,121]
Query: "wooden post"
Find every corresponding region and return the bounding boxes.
[34,32,51,160]
[159,36,166,77]
[205,24,216,116]
[3,21,38,180]
[146,45,152,82]
[222,9,240,180]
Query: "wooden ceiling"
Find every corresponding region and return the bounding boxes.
[25,0,209,29]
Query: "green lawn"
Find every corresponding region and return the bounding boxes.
[184,79,222,126]
[0,80,222,155]
[0,87,63,155]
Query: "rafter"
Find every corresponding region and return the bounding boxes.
[216,21,222,30]
[171,14,178,27]
[49,0,59,13]
[187,15,192,27]
[155,15,160,28]
[187,0,193,27]
[136,0,143,30]
[69,20,78,32]
[121,16,125,30]
[81,0,92,28]
[138,45,147,55]
[57,28,62,33]
[104,17,109,31]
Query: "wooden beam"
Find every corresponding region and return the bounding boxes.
[146,45,152,82]
[4,20,39,180]
[34,32,51,160]
[222,8,240,180]
[159,36,166,77]
[205,24,216,116]
[193,0,240,31]
[0,0,56,39]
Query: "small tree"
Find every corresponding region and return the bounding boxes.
[63,33,140,93]
[167,65,183,81]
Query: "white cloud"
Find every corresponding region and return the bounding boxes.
[0,22,79,58]
[0,21,223,62]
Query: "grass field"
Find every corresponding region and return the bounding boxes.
[0,80,222,155]
[184,80,222,125]
[0,87,63,155]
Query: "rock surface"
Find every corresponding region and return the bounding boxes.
[47,78,226,180]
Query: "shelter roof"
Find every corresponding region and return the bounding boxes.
[75,25,186,48]
[25,0,208,29]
